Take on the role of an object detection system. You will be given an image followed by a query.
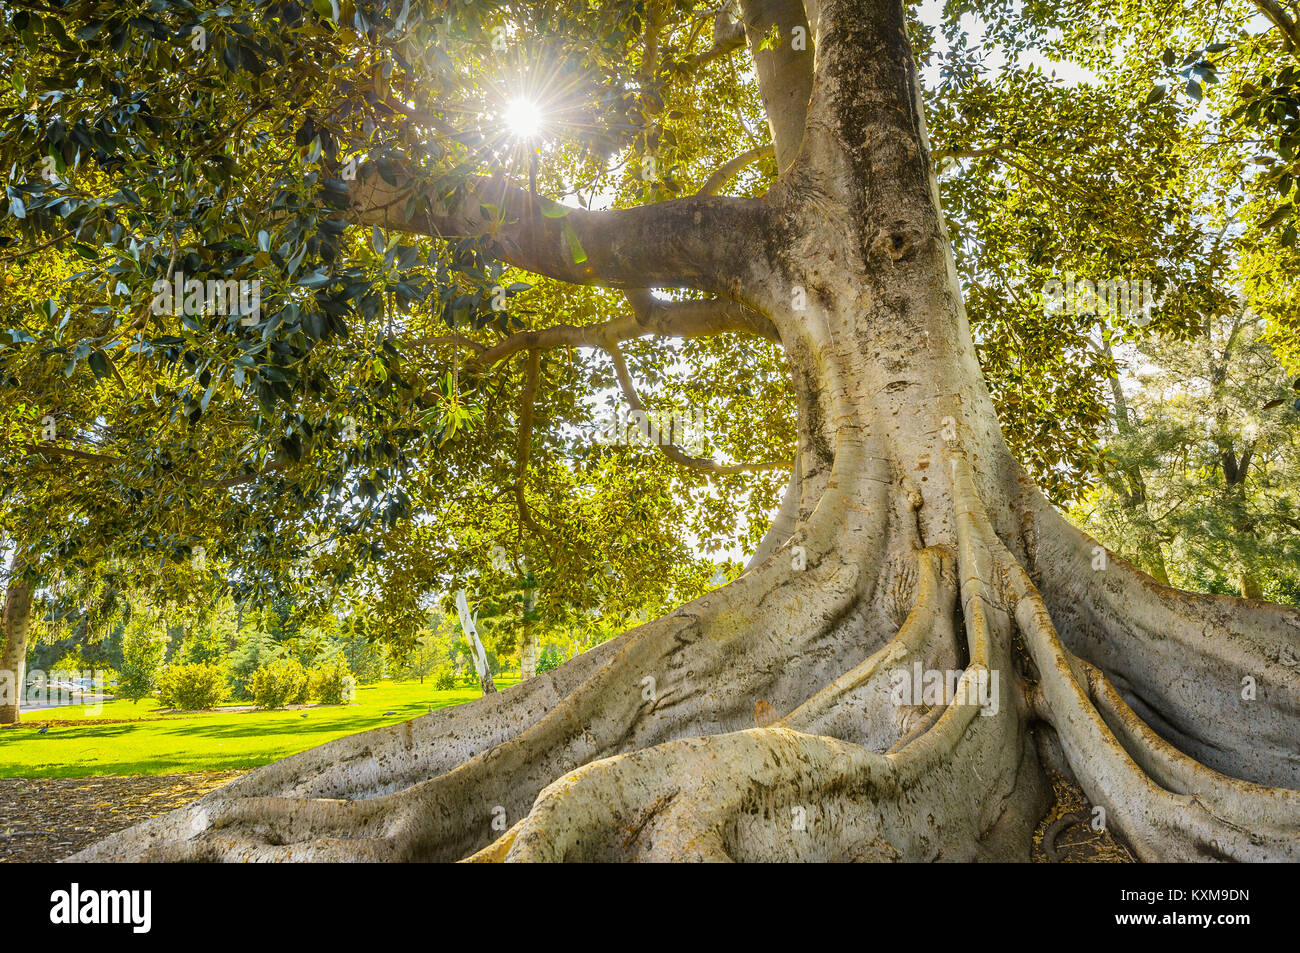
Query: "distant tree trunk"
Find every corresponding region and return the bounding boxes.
[455,590,497,696]
[1221,444,1262,599]
[521,621,537,680]
[521,591,538,679]
[0,558,34,725]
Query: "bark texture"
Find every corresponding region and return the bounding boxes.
[70,0,1300,862]
[0,558,33,726]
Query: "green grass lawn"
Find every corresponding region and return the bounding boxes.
[0,676,519,778]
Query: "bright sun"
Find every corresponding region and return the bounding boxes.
[504,98,543,139]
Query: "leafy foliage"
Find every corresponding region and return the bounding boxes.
[117,607,168,702]
[1,0,1297,641]
[1073,312,1300,603]
[157,660,226,710]
[249,656,310,709]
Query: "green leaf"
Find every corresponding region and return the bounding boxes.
[88,350,109,379]
[1259,204,1292,231]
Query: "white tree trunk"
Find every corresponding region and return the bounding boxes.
[455,590,497,696]
[0,559,33,725]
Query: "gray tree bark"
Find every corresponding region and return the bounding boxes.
[0,556,33,725]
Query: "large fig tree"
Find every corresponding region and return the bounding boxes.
[2,0,1297,860]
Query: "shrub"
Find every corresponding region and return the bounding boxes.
[157,662,226,710]
[249,657,309,709]
[227,632,284,700]
[535,648,564,675]
[430,662,457,691]
[309,657,353,705]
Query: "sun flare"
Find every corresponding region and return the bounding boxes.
[504,98,543,139]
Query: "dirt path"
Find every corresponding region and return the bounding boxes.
[0,771,245,862]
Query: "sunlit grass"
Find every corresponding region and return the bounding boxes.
[0,676,519,778]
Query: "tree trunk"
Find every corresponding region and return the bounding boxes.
[0,559,33,725]
[455,590,497,696]
[521,589,538,680]
[71,0,1300,862]
[521,620,537,680]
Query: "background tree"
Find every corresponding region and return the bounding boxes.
[1075,309,1300,602]
[116,605,168,705]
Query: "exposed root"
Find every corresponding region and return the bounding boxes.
[994,479,1300,859]
[1042,810,1089,862]
[782,546,960,750]
[476,485,1044,862]
[69,447,1300,863]
[72,436,898,862]
[1026,488,1300,789]
[1030,769,1134,862]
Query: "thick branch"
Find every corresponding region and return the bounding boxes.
[1254,0,1300,53]
[739,0,814,172]
[697,144,774,196]
[412,296,777,367]
[687,11,748,69]
[351,170,757,289]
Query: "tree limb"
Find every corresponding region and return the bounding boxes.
[739,0,814,172]
[351,170,758,289]
[410,296,778,367]
[687,11,748,69]
[697,144,774,196]
[1254,0,1300,53]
